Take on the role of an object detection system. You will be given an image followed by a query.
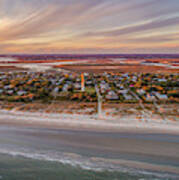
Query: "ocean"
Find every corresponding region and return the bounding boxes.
[0,126,179,180]
[0,153,173,180]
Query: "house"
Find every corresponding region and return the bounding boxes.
[145,93,156,101]
[62,84,69,92]
[158,79,167,82]
[50,79,57,85]
[137,89,146,95]
[118,89,128,94]
[7,90,14,95]
[4,85,11,90]
[132,76,137,81]
[74,83,81,89]
[86,80,93,86]
[53,87,59,93]
[100,82,109,91]
[17,90,27,96]
[122,73,129,78]
[106,91,119,100]
[123,94,133,100]
[115,82,123,89]
[155,92,168,100]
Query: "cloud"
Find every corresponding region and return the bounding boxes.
[84,16,179,38]
[0,1,106,41]
[126,33,179,43]
[0,0,179,53]
[0,0,171,42]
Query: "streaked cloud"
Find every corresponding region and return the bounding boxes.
[84,15,179,37]
[0,0,179,53]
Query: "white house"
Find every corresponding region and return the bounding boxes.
[155,92,168,100]
[106,91,119,100]
[17,90,27,96]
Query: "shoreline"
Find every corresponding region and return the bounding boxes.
[0,150,179,176]
[0,152,178,180]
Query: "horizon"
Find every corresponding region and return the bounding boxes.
[1,53,179,56]
[0,0,179,54]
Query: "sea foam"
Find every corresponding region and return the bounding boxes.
[0,147,177,180]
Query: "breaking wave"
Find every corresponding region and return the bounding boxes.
[0,147,178,180]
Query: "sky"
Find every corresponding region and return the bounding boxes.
[0,0,179,54]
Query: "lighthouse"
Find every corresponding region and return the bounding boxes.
[81,73,85,92]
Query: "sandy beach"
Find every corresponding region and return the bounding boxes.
[0,109,179,134]
[0,109,179,179]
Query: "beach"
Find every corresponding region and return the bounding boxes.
[0,110,179,179]
[0,109,179,133]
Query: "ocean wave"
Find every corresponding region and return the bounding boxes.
[0,147,178,180]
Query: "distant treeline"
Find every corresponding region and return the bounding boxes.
[0,54,179,60]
